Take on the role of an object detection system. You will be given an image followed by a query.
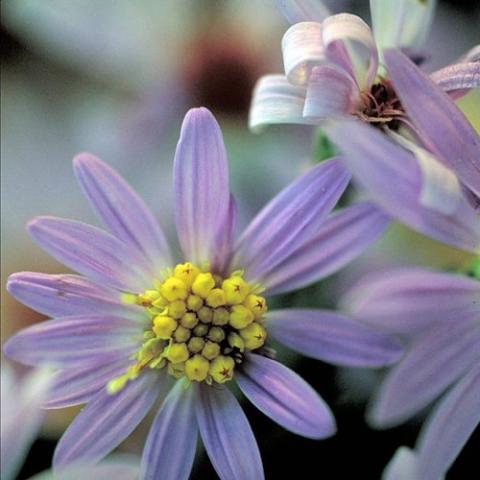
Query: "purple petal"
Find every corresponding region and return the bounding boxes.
[53,372,164,468]
[45,359,131,409]
[3,315,141,367]
[140,380,197,480]
[236,353,336,439]
[267,309,404,367]
[385,49,480,198]
[211,195,237,275]
[7,272,143,320]
[262,202,390,296]
[274,0,330,24]
[417,363,480,480]
[370,321,480,428]
[431,62,480,100]
[174,108,230,265]
[195,383,264,480]
[249,75,314,132]
[324,119,480,253]
[234,158,350,283]
[74,153,172,273]
[28,217,154,292]
[303,64,360,118]
[342,268,480,333]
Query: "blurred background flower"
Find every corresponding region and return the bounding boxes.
[1,0,479,478]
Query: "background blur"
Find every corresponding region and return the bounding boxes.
[1,0,479,478]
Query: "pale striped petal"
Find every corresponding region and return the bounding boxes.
[140,380,197,480]
[174,108,230,265]
[236,354,336,439]
[282,21,325,86]
[74,153,172,273]
[196,384,264,480]
[249,75,313,132]
[53,372,165,468]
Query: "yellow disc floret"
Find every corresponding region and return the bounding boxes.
[153,316,177,339]
[229,305,254,329]
[209,356,235,383]
[185,354,210,381]
[111,262,268,391]
[192,272,215,298]
[161,277,188,302]
[240,322,267,350]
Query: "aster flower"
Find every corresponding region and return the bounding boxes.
[1,363,52,480]
[4,108,401,479]
[249,0,479,131]
[342,267,480,479]
[249,1,480,252]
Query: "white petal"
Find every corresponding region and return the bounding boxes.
[282,21,326,86]
[249,75,314,132]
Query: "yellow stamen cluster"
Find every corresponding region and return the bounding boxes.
[109,263,267,392]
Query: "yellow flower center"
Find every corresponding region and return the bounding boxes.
[108,263,267,392]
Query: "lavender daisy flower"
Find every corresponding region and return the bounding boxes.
[342,267,480,479]
[4,108,401,480]
[249,1,480,252]
[249,1,478,132]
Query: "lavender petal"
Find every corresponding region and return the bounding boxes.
[370,321,480,428]
[74,153,172,273]
[385,49,480,198]
[268,309,404,367]
[431,62,480,100]
[417,363,480,480]
[237,353,336,439]
[196,383,264,480]
[7,272,143,320]
[303,64,360,119]
[140,380,197,480]
[45,359,131,409]
[3,315,141,367]
[28,217,154,293]
[342,268,480,333]
[174,108,230,265]
[234,158,350,283]
[262,202,390,296]
[324,119,480,253]
[53,372,164,468]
